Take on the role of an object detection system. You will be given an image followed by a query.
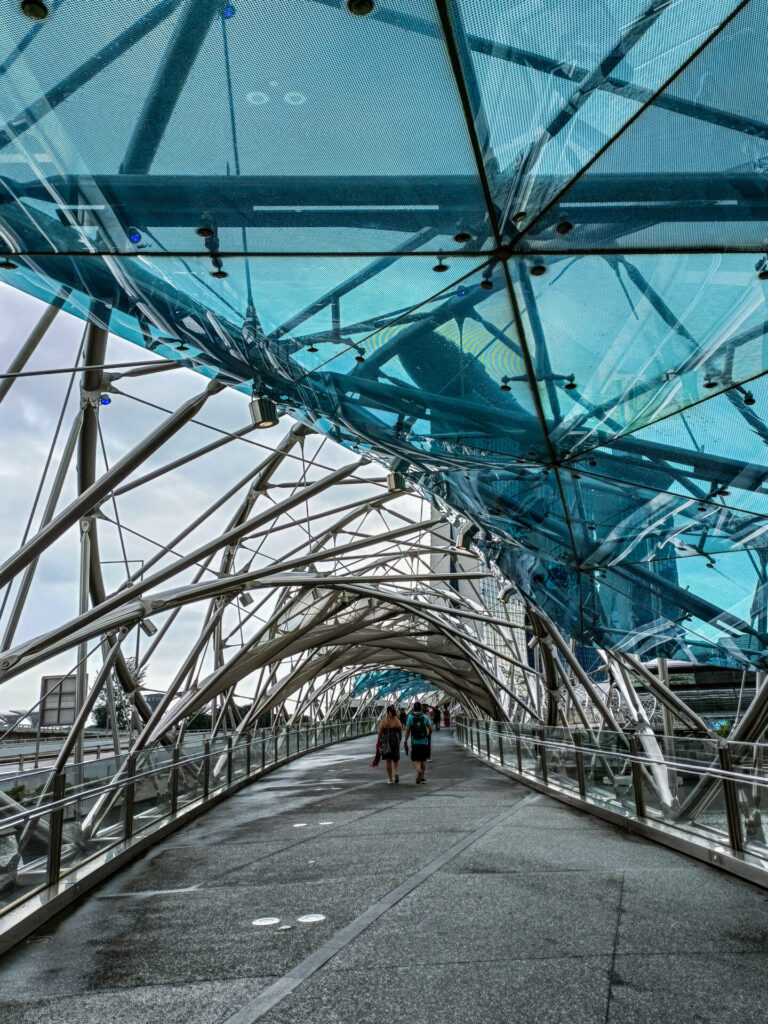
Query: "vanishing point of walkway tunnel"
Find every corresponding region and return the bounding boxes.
[0,731,766,1024]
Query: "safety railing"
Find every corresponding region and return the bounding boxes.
[456,717,768,888]
[0,717,375,951]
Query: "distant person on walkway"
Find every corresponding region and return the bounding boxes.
[399,707,407,727]
[443,707,450,729]
[377,704,403,784]
[432,706,441,731]
[405,701,432,784]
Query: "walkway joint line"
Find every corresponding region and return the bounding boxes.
[222,790,541,1024]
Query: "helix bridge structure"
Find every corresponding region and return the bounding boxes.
[2,0,768,951]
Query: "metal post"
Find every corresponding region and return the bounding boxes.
[485,726,491,761]
[203,739,211,798]
[498,729,505,765]
[538,728,548,785]
[226,735,233,785]
[123,755,136,839]
[515,724,522,773]
[73,518,92,786]
[629,736,646,817]
[261,732,266,769]
[46,772,66,887]
[170,746,180,814]
[246,732,251,775]
[719,742,744,853]
[573,732,586,799]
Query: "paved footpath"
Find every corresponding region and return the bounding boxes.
[0,730,766,1024]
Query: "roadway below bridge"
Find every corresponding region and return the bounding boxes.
[0,731,765,1023]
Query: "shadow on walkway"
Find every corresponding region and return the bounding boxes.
[0,730,766,1024]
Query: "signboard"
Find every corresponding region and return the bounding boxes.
[39,674,79,727]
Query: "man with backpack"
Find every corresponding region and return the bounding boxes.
[404,701,432,784]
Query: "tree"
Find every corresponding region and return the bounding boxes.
[91,657,146,730]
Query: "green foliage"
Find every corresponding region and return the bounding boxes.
[715,721,732,738]
[91,657,146,729]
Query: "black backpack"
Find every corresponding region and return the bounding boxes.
[410,713,428,741]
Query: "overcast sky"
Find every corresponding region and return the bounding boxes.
[0,281,416,717]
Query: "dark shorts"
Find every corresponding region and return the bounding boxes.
[410,742,428,763]
[383,739,400,762]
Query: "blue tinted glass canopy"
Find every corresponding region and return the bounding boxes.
[1,0,766,669]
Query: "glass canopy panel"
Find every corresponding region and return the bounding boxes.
[491,544,765,668]
[453,0,739,232]
[506,253,768,458]
[420,465,574,566]
[0,0,491,255]
[554,466,768,566]
[521,0,768,252]
[569,378,768,526]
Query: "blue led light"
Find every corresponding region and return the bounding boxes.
[457,287,467,296]
[223,4,235,17]
[129,230,141,244]
[100,395,111,406]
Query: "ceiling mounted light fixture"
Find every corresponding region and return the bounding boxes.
[530,264,547,276]
[433,257,449,273]
[249,395,279,428]
[387,471,407,493]
[21,0,48,19]
[347,0,374,13]
[0,259,17,270]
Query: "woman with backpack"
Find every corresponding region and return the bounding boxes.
[404,701,432,784]
[377,704,403,784]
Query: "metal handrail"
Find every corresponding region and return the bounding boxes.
[0,719,375,863]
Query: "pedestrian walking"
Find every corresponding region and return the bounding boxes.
[399,707,407,727]
[404,701,432,784]
[377,704,403,784]
[432,706,441,731]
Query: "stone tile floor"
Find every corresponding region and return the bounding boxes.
[0,730,765,1024]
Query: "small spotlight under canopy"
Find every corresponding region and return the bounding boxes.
[387,471,407,493]
[249,395,279,428]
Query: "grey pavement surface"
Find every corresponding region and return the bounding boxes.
[0,731,766,1023]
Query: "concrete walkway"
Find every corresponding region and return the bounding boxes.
[0,731,766,1024]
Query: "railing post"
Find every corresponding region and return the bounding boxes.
[246,732,252,775]
[537,729,548,785]
[498,728,505,766]
[203,740,211,798]
[170,746,180,814]
[573,732,586,799]
[123,755,136,839]
[261,732,266,770]
[274,731,280,763]
[485,725,491,761]
[718,741,744,853]
[514,724,522,773]
[226,736,233,785]
[629,736,646,818]
[46,771,66,887]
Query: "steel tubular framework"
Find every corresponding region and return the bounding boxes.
[3,0,768,947]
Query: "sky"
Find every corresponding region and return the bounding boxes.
[0,281,421,719]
